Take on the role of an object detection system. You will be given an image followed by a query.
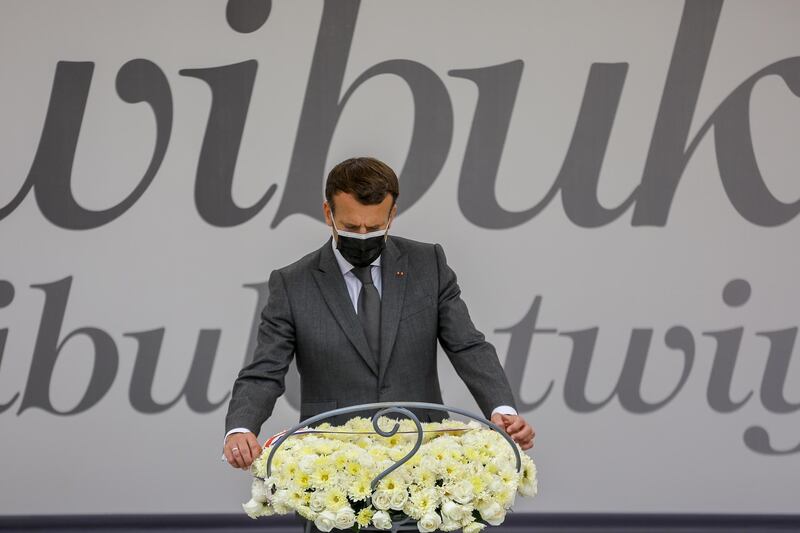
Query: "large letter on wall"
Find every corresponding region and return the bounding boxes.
[0,60,172,229]
[272,0,453,226]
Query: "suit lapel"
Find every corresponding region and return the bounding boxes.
[311,239,379,376]
[378,237,407,386]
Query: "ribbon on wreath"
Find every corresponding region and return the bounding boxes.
[262,426,475,448]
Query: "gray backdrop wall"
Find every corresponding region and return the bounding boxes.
[1,0,799,516]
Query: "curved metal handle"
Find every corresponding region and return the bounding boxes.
[367,406,423,492]
[264,401,522,481]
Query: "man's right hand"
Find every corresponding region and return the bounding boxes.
[223,431,262,470]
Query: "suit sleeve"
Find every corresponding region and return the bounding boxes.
[224,269,296,435]
[434,243,517,419]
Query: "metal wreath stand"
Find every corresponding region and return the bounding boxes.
[262,402,523,533]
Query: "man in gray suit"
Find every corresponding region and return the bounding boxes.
[223,157,534,470]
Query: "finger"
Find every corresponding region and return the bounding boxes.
[521,432,536,450]
[230,443,245,468]
[505,418,525,434]
[511,425,533,441]
[490,414,507,429]
[223,445,236,467]
[230,440,247,469]
[223,437,240,468]
[493,416,511,431]
[239,439,253,466]
[247,435,262,462]
[514,432,532,448]
[224,436,244,468]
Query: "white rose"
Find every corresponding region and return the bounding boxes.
[519,475,538,497]
[420,456,439,473]
[242,498,264,519]
[272,489,290,507]
[371,489,392,511]
[372,510,393,530]
[439,512,461,532]
[310,491,327,512]
[251,478,269,503]
[389,489,408,510]
[334,506,356,529]
[462,521,487,533]
[314,510,337,532]
[271,497,292,515]
[477,501,506,526]
[440,499,468,521]
[417,511,442,533]
[299,453,318,473]
[518,460,539,497]
[450,479,474,504]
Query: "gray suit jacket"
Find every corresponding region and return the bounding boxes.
[224,235,516,433]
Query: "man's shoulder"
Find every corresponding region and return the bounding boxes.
[389,235,438,255]
[390,235,451,268]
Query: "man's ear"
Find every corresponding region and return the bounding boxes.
[323,201,333,227]
[388,204,398,228]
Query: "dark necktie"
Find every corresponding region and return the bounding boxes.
[353,265,381,366]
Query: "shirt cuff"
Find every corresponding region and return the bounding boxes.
[220,427,253,462]
[491,405,518,417]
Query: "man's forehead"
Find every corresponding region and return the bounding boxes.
[331,193,394,219]
[336,211,391,226]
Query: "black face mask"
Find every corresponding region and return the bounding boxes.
[332,221,389,267]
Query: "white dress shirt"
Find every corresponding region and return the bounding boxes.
[221,240,517,457]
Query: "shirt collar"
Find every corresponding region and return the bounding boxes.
[331,237,382,275]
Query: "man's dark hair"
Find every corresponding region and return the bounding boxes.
[325,157,399,213]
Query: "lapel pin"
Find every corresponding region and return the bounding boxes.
[396,271,405,278]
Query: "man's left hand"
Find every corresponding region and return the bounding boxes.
[491,413,535,450]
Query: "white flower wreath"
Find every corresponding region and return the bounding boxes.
[242,416,538,532]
